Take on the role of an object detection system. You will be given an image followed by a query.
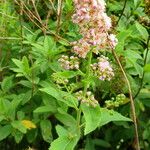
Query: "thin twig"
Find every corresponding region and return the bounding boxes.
[49,0,57,12]
[134,35,150,99]
[21,8,44,31]
[106,33,140,150]
[0,11,17,19]
[19,0,23,50]
[31,0,46,34]
[116,0,127,25]
[56,0,63,34]
[112,49,140,150]
[31,0,42,23]
[15,0,69,43]
[45,10,51,29]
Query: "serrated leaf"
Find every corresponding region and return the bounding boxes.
[115,30,132,53]
[44,36,56,51]
[81,104,101,135]
[125,50,142,60]
[22,56,30,74]
[0,125,12,141]
[135,22,149,41]
[40,86,78,109]
[12,58,22,68]
[99,108,132,127]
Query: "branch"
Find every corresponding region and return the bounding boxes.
[106,33,140,150]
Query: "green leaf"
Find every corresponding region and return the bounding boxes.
[34,105,57,113]
[12,58,22,68]
[0,125,12,141]
[7,96,22,120]
[65,0,73,11]
[12,57,31,77]
[11,121,27,134]
[54,71,83,79]
[81,104,101,135]
[126,57,143,77]
[13,130,23,143]
[21,90,32,105]
[49,135,78,150]
[93,139,111,148]
[0,98,11,114]
[40,86,78,109]
[135,22,149,41]
[58,39,70,46]
[134,0,140,7]
[144,64,150,72]
[99,108,132,127]
[40,120,53,143]
[134,0,138,7]
[55,108,76,127]
[22,56,30,74]
[49,125,79,150]
[26,129,38,143]
[115,30,132,54]
[1,76,14,92]
[31,43,45,51]
[0,116,5,122]
[125,50,142,60]
[44,36,56,51]
[42,94,58,107]
[55,125,68,137]
[85,137,95,150]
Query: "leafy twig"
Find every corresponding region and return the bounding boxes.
[134,35,150,99]
[106,33,140,150]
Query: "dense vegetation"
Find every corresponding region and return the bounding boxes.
[0,0,150,150]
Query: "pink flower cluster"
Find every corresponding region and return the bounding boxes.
[91,55,114,81]
[72,0,118,58]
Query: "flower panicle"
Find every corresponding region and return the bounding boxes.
[91,55,114,81]
[72,0,118,58]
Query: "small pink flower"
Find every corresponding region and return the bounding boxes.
[109,34,118,48]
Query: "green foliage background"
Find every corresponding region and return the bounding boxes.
[0,0,150,150]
